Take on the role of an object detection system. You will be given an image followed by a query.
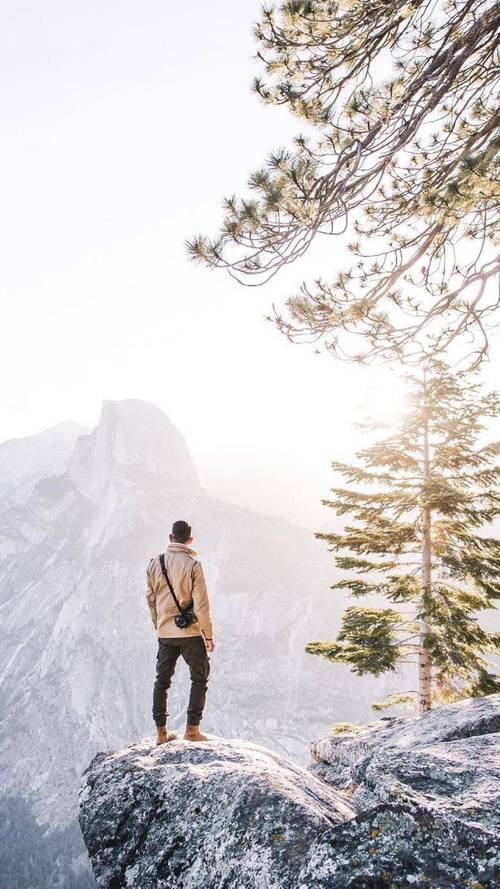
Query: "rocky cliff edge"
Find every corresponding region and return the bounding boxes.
[79,695,500,888]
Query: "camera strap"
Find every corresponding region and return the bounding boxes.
[159,553,193,615]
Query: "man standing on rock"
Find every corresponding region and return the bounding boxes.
[145,520,215,745]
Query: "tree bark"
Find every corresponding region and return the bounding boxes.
[419,372,433,715]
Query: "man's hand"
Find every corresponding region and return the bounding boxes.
[204,638,215,653]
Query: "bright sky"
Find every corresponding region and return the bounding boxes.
[1,0,499,527]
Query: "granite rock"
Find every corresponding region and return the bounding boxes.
[79,698,500,888]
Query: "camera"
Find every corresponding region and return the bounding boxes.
[174,611,196,629]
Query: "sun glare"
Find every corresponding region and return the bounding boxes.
[356,370,409,428]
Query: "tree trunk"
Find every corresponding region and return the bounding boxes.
[419,374,432,715]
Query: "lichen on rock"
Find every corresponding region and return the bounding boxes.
[80,696,500,888]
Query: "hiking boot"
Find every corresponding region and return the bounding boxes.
[155,726,177,746]
[183,724,208,742]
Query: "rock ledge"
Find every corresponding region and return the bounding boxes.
[80,698,500,888]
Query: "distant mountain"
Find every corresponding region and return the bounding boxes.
[0,399,395,887]
[0,419,89,498]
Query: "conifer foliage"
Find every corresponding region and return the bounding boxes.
[189,0,500,365]
[306,363,500,713]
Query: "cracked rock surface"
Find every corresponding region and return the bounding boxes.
[80,696,500,888]
[310,694,500,826]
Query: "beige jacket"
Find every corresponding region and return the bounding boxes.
[145,543,214,640]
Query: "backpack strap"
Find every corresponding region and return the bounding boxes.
[159,553,193,615]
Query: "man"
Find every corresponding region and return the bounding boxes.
[145,520,215,745]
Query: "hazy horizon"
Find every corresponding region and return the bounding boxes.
[0,396,338,529]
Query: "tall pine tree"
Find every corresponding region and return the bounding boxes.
[307,363,500,714]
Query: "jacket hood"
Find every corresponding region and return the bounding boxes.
[166,542,198,557]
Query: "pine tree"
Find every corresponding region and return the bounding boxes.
[306,362,500,714]
[189,0,499,365]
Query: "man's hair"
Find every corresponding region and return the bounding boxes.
[171,520,192,543]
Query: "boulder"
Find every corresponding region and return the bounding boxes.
[79,697,500,888]
[310,694,500,826]
[79,737,353,889]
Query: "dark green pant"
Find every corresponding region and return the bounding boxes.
[153,636,210,727]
